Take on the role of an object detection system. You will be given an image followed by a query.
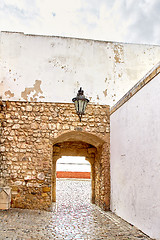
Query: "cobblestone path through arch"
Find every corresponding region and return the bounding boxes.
[0,179,153,239]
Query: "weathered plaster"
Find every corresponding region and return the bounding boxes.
[1,31,160,106]
[111,61,160,115]
[110,73,160,239]
[103,89,107,97]
[4,90,14,98]
[21,80,44,101]
[113,45,124,63]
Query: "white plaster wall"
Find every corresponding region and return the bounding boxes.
[1,31,160,106]
[110,74,160,239]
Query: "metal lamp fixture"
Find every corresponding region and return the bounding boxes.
[72,87,89,122]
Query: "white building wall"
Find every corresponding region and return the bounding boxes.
[1,31,160,106]
[110,74,160,239]
[57,156,91,172]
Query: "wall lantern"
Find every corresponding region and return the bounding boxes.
[72,87,89,122]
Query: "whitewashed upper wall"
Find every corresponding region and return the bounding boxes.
[0,31,160,106]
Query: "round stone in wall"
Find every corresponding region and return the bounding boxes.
[37,172,45,181]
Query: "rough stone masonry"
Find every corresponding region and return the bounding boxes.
[0,101,110,211]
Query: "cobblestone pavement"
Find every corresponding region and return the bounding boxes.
[0,179,153,240]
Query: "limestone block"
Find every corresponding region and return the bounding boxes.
[6,114,11,119]
[53,146,60,153]
[26,106,32,111]
[42,193,48,197]
[7,136,13,141]
[12,186,18,191]
[0,113,4,119]
[0,187,11,210]
[42,187,50,192]
[15,181,23,185]
[0,146,5,152]
[12,124,20,129]
[37,172,45,181]
[62,124,70,130]
[40,123,48,129]
[99,126,105,133]
[88,148,97,154]
[31,122,39,129]
[7,119,13,123]
[21,107,25,111]
[35,116,41,121]
[0,138,5,143]
[24,175,32,180]
[48,123,56,130]
[33,106,39,111]
[57,123,61,130]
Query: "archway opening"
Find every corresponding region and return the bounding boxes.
[52,140,96,204]
[56,156,91,204]
[52,131,110,211]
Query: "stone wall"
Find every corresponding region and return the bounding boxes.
[0,99,7,186]
[0,101,110,211]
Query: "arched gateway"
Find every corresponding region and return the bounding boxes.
[52,131,109,209]
[1,101,110,211]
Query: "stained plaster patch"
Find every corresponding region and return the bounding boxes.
[21,80,44,101]
[103,89,107,97]
[114,45,124,64]
[5,90,14,98]
[49,58,72,73]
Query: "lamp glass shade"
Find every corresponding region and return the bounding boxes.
[74,100,79,113]
[78,99,84,114]
[83,101,87,112]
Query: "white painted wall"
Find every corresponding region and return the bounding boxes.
[110,74,160,239]
[1,31,160,106]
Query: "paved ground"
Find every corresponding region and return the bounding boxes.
[0,179,153,240]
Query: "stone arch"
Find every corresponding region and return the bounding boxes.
[52,131,110,210]
[53,131,105,147]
